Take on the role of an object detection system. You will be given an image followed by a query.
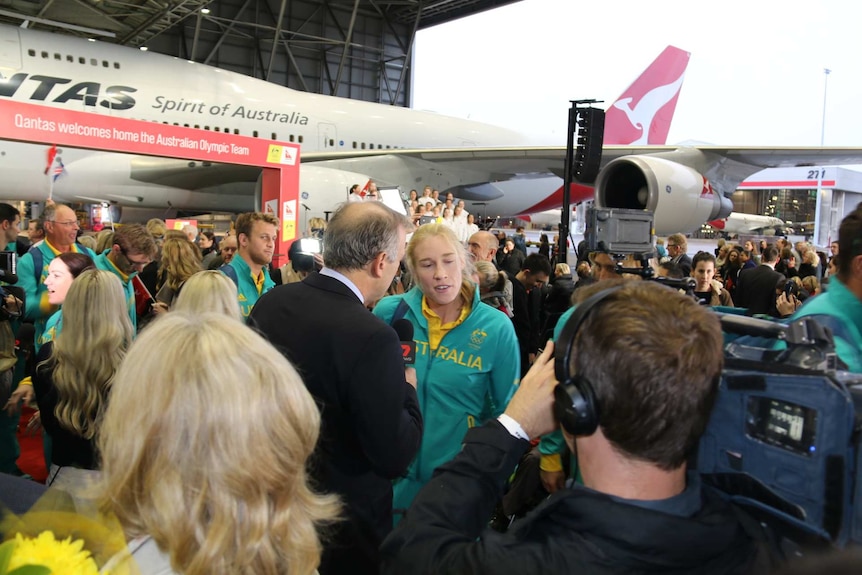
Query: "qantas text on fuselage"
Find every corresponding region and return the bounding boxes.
[0,72,310,124]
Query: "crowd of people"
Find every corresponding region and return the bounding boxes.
[0,191,859,574]
[354,184,483,242]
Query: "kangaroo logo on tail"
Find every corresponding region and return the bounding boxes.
[604,46,690,146]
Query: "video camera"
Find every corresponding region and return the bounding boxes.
[0,251,16,285]
[584,206,695,293]
[585,206,654,256]
[697,312,862,553]
[289,238,322,273]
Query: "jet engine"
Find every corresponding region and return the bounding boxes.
[298,164,374,218]
[594,155,733,235]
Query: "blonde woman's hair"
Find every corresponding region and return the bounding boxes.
[158,237,203,291]
[49,270,132,440]
[76,234,97,252]
[405,223,475,306]
[173,271,241,321]
[98,313,339,575]
[801,275,820,294]
[308,217,327,234]
[555,263,571,276]
[94,229,115,254]
[146,218,167,239]
[474,260,506,293]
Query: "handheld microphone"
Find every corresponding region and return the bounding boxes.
[393,318,416,364]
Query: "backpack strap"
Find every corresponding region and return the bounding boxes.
[27,244,43,286]
[389,298,410,326]
[219,263,239,287]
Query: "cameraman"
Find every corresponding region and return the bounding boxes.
[381,281,770,574]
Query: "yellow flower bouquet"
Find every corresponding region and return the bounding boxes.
[0,490,138,575]
[1,531,98,574]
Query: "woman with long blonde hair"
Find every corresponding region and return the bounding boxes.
[32,269,132,491]
[372,223,520,519]
[100,312,339,575]
[153,237,202,313]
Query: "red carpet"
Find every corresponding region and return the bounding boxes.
[16,406,47,483]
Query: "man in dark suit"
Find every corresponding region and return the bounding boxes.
[249,201,422,575]
[508,253,551,377]
[736,245,784,316]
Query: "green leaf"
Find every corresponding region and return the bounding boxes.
[8,566,52,575]
[0,540,15,574]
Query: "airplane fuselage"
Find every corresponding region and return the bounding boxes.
[0,25,538,214]
[708,213,787,236]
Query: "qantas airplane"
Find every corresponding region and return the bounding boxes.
[1,24,861,234]
[707,213,790,236]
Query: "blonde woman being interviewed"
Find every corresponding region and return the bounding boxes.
[372,223,520,521]
[100,312,339,575]
[32,269,133,493]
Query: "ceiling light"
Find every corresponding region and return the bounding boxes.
[201,8,211,14]
[140,46,148,51]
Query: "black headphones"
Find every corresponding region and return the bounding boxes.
[553,285,624,436]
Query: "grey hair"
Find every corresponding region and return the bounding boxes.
[41,203,58,222]
[323,202,411,271]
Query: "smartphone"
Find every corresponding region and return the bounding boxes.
[783,280,797,298]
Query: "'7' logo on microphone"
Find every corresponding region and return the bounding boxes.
[401,342,416,364]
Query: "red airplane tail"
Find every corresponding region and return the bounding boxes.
[603,46,690,146]
[516,46,692,215]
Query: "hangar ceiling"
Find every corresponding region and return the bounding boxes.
[0,0,522,106]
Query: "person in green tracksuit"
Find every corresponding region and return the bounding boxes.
[791,205,862,372]
[373,223,520,521]
[18,205,95,345]
[219,212,278,320]
[93,223,157,335]
[537,303,579,493]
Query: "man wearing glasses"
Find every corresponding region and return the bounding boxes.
[18,203,96,343]
[665,233,692,277]
[95,223,157,334]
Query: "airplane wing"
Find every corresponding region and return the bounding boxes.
[295,144,862,234]
[299,145,862,197]
[123,145,862,194]
[115,144,862,234]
